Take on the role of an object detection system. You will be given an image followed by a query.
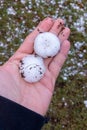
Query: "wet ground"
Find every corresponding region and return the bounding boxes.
[0,0,87,130]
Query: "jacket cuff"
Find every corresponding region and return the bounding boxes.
[0,96,48,130]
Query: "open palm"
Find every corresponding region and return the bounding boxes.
[0,17,70,116]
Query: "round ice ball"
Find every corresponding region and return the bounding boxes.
[19,54,46,83]
[34,32,60,58]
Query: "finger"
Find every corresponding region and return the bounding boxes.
[17,17,54,54]
[50,18,64,35]
[58,27,70,43]
[48,40,70,79]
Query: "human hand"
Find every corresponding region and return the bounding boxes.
[0,17,70,116]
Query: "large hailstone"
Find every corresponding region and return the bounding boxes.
[19,54,46,83]
[34,32,60,58]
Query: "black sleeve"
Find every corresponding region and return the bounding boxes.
[0,96,48,130]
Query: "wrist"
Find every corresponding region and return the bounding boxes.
[0,96,48,130]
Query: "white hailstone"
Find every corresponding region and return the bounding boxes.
[84,100,87,108]
[34,32,60,58]
[19,54,46,83]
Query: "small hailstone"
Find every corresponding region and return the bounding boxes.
[19,54,46,83]
[34,32,60,58]
[84,100,87,108]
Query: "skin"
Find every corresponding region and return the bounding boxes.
[0,17,70,116]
